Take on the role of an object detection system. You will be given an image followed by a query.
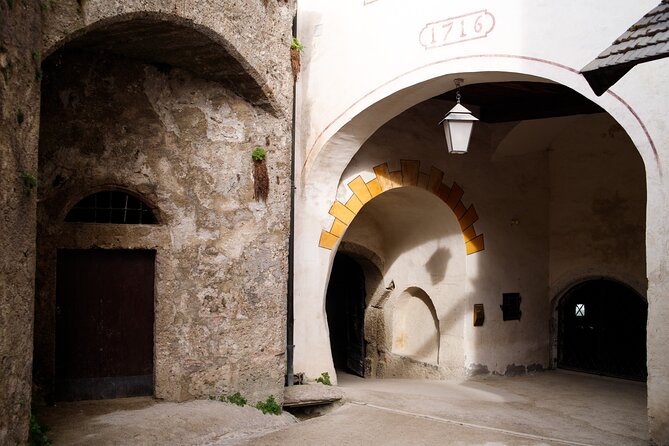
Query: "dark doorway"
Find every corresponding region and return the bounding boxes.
[558,279,647,381]
[55,249,155,400]
[326,253,366,377]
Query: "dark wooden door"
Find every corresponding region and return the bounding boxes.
[558,279,647,381]
[55,249,155,400]
[326,253,366,377]
[346,273,366,376]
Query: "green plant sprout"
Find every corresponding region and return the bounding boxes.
[316,371,331,385]
[255,395,281,415]
[209,391,248,406]
[252,147,267,161]
[21,171,37,194]
[220,391,247,406]
[290,37,304,53]
[29,414,51,446]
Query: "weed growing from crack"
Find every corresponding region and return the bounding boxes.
[255,395,281,415]
[316,371,331,385]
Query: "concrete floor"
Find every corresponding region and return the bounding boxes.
[36,370,648,445]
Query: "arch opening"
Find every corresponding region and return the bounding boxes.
[296,65,648,388]
[322,186,467,380]
[557,279,647,381]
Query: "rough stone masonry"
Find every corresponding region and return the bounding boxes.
[2,0,295,443]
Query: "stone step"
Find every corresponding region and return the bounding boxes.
[283,383,344,408]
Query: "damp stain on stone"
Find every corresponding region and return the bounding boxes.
[466,363,490,376]
[504,364,527,376]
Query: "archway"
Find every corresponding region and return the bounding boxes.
[322,186,467,380]
[558,279,647,381]
[325,253,367,377]
[294,65,650,384]
[291,4,659,439]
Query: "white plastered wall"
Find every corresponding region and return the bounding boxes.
[341,187,467,376]
[294,1,669,441]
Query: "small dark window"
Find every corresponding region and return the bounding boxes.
[501,293,522,321]
[65,190,157,224]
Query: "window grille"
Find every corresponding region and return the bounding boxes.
[65,190,157,224]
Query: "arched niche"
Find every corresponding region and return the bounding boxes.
[34,6,291,403]
[391,287,440,365]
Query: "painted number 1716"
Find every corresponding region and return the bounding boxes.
[419,10,495,49]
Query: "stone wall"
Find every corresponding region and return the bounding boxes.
[0,1,42,444]
[0,1,294,440]
[33,45,291,404]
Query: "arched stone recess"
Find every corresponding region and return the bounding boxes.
[41,3,294,114]
[391,287,440,366]
[318,160,485,255]
[35,9,293,404]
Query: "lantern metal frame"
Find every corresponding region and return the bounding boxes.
[438,78,478,154]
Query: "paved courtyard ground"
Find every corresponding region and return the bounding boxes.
[36,370,647,445]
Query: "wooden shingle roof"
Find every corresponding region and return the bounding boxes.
[582,1,669,95]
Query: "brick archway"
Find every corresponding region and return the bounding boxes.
[319,160,485,255]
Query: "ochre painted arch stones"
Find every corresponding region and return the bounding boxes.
[319,160,485,255]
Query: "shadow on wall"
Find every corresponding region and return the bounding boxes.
[342,186,465,285]
[44,11,281,113]
[425,247,452,285]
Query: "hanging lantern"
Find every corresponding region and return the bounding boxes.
[438,78,478,154]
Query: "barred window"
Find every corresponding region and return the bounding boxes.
[65,190,157,224]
